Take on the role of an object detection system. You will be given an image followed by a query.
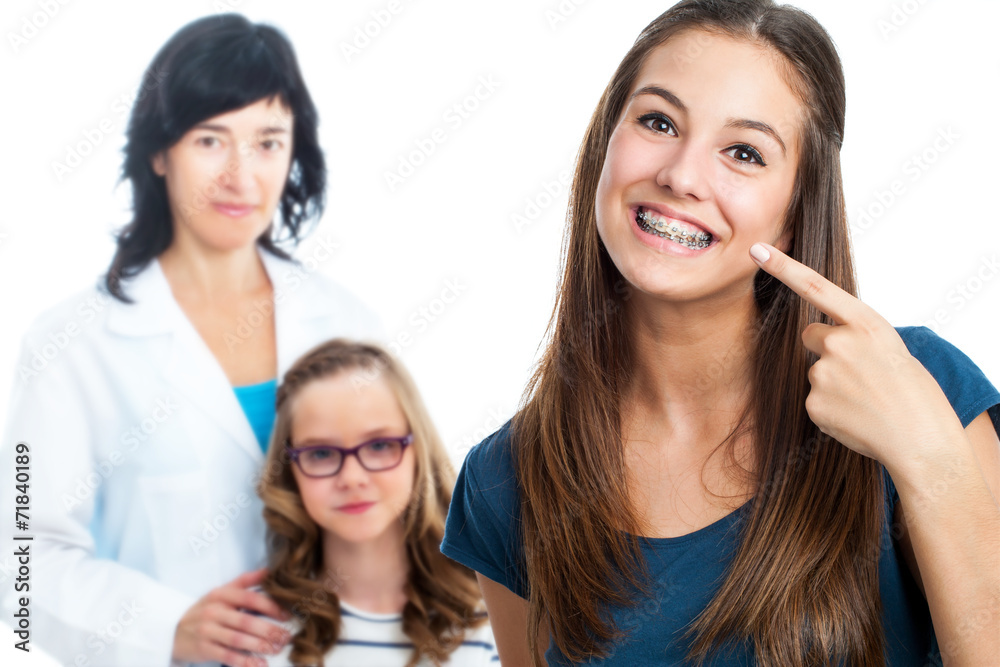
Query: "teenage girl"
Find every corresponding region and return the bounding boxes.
[441,1,1000,665]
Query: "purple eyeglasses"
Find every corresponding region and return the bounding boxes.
[286,434,414,478]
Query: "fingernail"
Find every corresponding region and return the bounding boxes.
[750,243,770,265]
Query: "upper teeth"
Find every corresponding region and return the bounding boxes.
[637,208,712,244]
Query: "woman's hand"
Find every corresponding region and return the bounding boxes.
[749,242,966,469]
[172,568,292,667]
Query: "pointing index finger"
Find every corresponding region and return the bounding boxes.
[749,242,858,325]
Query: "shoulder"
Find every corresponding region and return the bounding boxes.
[246,586,301,632]
[465,608,494,646]
[896,325,983,373]
[456,419,519,511]
[258,624,300,667]
[441,420,528,597]
[311,274,379,324]
[452,615,500,665]
[271,252,385,342]
[19,282,107,341]
[9,281,121,388]
[246,588,304,666]
[895,326,1000,428]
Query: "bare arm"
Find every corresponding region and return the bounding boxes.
[890,410,1000,665]
[477,572,549,666]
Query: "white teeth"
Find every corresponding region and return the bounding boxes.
[636,208,712,249]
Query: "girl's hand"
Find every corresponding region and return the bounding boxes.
[749,242,966,468]
[172,568,292,667]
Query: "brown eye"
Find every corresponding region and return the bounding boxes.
[638,113,676,136]
[724,144,766,167]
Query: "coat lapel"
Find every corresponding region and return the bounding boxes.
[106,257,262,464]
[163,311,262,462]
[261,250,333,380]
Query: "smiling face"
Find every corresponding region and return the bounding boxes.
[288,370,416,549]
[151,96,294,254]
[595,29,805,304]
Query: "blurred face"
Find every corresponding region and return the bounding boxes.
[595,30,804,303]
[151,96,293,254]
[288,371,416,548]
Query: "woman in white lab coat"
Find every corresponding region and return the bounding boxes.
[0,15,382,667]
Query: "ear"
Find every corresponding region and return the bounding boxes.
[150,151,166,177]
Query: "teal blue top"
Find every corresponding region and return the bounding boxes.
[442,327,1000,665]
[233,379,278,453]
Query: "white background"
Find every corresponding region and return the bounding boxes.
[1,0,998,662]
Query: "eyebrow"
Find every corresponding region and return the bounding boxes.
[631,85,687,113]
[725,118,786,154]
[296,428,401,446]
[192,123,290,135]
[631,85,787,155]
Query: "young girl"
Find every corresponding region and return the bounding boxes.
[441,1,1000,665]
[257,339,498,666]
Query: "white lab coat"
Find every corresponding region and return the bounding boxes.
[0,248,384,666]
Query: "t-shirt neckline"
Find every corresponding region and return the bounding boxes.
[635,497,753,547]
[339,598,404,622]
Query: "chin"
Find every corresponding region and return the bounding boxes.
[200,233,268,254]
[338,528,390,545]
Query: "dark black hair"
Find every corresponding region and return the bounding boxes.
[106,13,325,301]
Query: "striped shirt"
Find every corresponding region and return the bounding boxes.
[262,600,500,666]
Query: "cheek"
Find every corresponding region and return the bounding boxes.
[594,158,616,223]
[167,155,216,198]
[717,174,792,238]
[597,128,635,194]
[263,157,292,190]
[595,136,635,240]
[384,461,416,516]
[297,484,320,517]
[291,473,324,520]
[598,130,646,194]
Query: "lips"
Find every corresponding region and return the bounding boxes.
[337,501,375,514]
[633,203,716,239]
[212,202,256,217]
[632,204,718,252]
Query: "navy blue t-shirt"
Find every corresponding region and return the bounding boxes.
[441,327,1000,665]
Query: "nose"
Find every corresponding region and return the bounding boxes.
[219,141,259,196]
[655,140,711,201]
[334,452,370,488]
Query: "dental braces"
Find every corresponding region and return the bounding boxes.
[637,209,712,248]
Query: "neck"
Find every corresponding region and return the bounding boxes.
[624,288,757,431]
[158,238,270,305]
[322,524,410,615]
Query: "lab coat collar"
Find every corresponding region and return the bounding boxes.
[104,259,177,337]
[260,247,337,379]
[105,246,313,338]
[104,246,319,463]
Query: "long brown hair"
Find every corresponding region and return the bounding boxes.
[258,339,485,667]
[513,1,886,665]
